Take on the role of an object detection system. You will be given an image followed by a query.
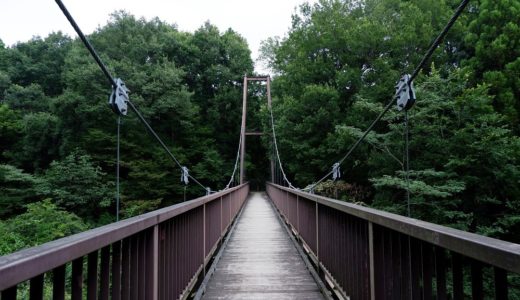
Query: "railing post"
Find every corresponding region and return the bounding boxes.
[316,201,319,262]
[203,202,207,274]
[220,197,223,237]
[152,225,159,300]
[296,195,299,232]
[368,222,375,300]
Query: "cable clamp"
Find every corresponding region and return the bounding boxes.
[395,74,416,111]
[181,166,189,185]
[109,78,129,115]
[332,162,341,181]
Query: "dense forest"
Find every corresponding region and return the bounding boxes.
[0,0,519,259]
[0,13,256,255]
[261,0,520,244]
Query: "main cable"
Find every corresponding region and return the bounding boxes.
[304,0,470,191]
[55,0,208,192]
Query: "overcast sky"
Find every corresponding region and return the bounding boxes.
[0,0,315,73]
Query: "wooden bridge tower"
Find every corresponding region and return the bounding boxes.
[239,75,273,184]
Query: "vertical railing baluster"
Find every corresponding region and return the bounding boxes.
[494,267,508,300]
[220,196,223,236]
[112,241,122,300]
[87,251,98,300]
[99,246,110,300]
[121,238,130,300]
[2,285,17,300]
[71,257,83,300]
[296,195,300,232]
[53,265,66,300]
[435,247,447,300]
[400,235,411,300]
[452,252,464,300]
[29,273,44,300]
[145,226,158,300]
[316,202,319,261]
[422,243,433,299]
[138,234,146,300]
[130,236,138,300]
[265,184,520,300]
[383,228,393,299]
[203,202,206,273]
[410,238,421,300]
[471,260,483,300]
[373,225,385,299]
[392,231,402,299]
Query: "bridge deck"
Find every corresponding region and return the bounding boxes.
[200,192,325,300]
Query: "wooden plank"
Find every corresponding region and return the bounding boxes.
[200,192,325,299]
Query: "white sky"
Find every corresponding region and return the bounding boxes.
[0,0,316,73]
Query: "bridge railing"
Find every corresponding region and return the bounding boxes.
[267,183,520,300]
[0,183,249,300]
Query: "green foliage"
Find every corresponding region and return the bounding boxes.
[314,180,370,204]
[0,104,22,161]
[0,12,254,255]
[0,200,87,255]
[4,83,49,113]
[122,199,162,218]
[7,112,60,171]
[463,0,520,125]
[261,0,520,243]
[40,152,113,225]
[4,32,72,96]
[0,164,41,218]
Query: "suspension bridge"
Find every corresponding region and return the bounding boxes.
[1,0,520,299]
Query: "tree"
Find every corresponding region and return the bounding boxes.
[260,0,463,187]
[4,32,71,96]
[463,0,520,126]
[0,200,87,255]
[351,71,520,240]
[40,152,113,224]
[6,112,60,171]
[4,83,49,113]
[0,105,22,162]
[0,164,41,218]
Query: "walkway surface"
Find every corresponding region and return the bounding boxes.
[200,192,325,300]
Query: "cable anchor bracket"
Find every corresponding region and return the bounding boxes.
[395,74,416,111]
[181,166,189,185]
[109,78,130,115]
[332,162,341,181]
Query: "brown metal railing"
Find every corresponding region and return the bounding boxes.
[267,183,520,300]
[0,183,249,300]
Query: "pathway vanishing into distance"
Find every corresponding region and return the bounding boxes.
[200,192,325,300]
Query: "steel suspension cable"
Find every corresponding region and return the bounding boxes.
[404,110,411,217]
[55,0,209,193]
[224,134,242,190]
[304,0,471,191]
[116,116,121,221]
[269,106,297,189]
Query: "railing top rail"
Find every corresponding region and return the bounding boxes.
[0,184,248,290]
[267,183,520,273]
